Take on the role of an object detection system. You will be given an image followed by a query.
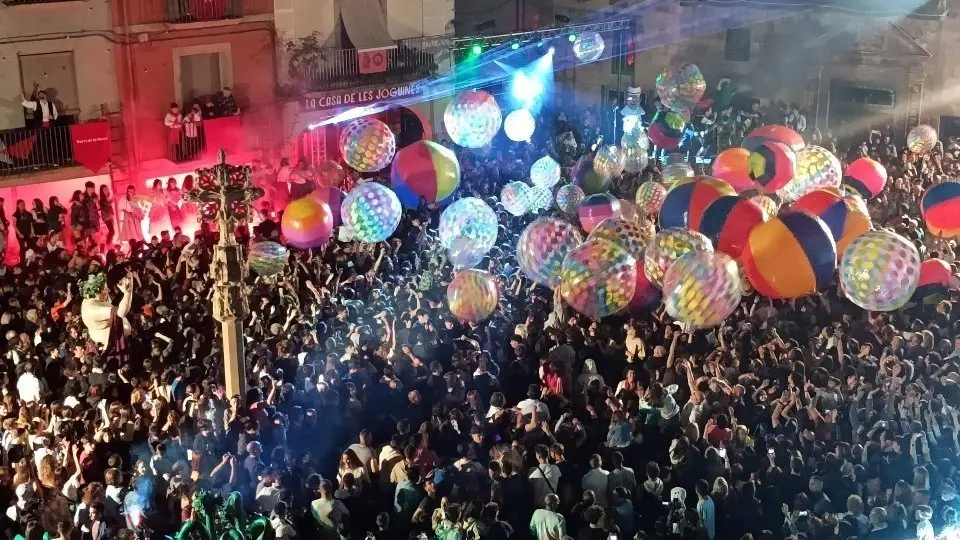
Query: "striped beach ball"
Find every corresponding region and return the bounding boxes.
[390,140,461,208]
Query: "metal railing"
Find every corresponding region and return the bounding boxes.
[1,0,76,4]
[292,36,452,92]
[0,125,76,178]
[166,0,240,23]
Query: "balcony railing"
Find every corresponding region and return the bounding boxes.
[162,114,245,164]
[0,125,77,179]
[166,0,240,23]
[2,0,76,5]
[292,37,452,93]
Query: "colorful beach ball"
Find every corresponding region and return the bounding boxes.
[644,228,713,288]
[341,183,402,243]
[648,111,685,149]
[907,124,938,154]
[594,145,626,178]
[750,195,780,219]
[587,218,650,259]
[792,189,870,255]
[842,157,887,199]
[663,251,743,329]
[655,63,707,112]
[504,109,536,142]
[517,217,584,288]
[627,256,662,314]
[578,193,622,232]
[249,241,289,276]
[530,156,561,189]
[338,118,396,173]
[742,125,805,153]
[282,197,335,249]
[740,212,836,299]
[748,141,797,194]
[697,195,766,259]
[839,230,920,312]
[310,186,345,228]
[914,258,952,305]
[560,239,637,319]
[778,145,842,202]
[390,140,461,208]
[439,197,498,265]
[711,148,755,192]
[635,181,667,216]
[444,90,502,149]
[556,184,585,214]
[922,181,960,238]
[661,162,695,187]
[573,155,610,195]
[658,176,736,231]
[500,182,531,216]
[447,269,499,323]
[621,129,650,173]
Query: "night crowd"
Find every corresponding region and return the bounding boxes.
[0,87,959,540]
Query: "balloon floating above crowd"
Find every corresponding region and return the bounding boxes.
[439,197,498,267]
[560,239,637,319]
[282,197,334,249]
[504,109,536,142]
[444,90,502,149]
[839,230,920,312]
[390,140,461,208]
[341,182,403,243]
[248,241,289,276]
[664,251,743,329]
[338,118,396,173]
[447,269,500,323]
[530,156,561,189]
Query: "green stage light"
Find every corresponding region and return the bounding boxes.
[471,44,483,56]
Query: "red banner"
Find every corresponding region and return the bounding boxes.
[203,115,243,157]
[69,122,111,173]
[358,47,392,74]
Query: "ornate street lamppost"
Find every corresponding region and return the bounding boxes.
[185,149,264,398]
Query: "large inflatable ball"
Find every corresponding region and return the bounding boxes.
[390,140,461,208]
[661,162,695,187]
[573,31,606,63]
[315,160,346,188]
[310,186,345,228]
[658,176,736,231]
[338,118,396,173]
[500,182,531,216]
[742,124,805,153]
[907,124,938,154]
[740,211,836,299]
[750,195,780,220]
[697,195,766,259]
[439,197,498,266]
[663,251,743,329]
[586,218,650,259]
[249,241,289,276]
[578,193,622,232]
[594,145,626,178]
[560,239,637,319]
[711,148,755,192]
[517,217,584,288]
[914,258,952,305]
[655,63,707,112]
[748,141,797,194]
[527,186,553,213]
[621,129,650,173]
[341,183,402,243]
[556,184,586,214]
[627,256,662,314]
[922,181,960,238]
[447,269,499,323]
[444,90,502,149]
[839,231,920,311]
[530,156,561,189]
[792,189,870,255]
[779,145,842,202]
[504,109,536,142]
[648,111,685,149]
[635,181,667,216]
[644,228,713,288]
[573,155,611,195]
[842,157,887,200]
[282,197,334,249]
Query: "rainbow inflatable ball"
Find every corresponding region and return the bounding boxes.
[658,176,736,230]
[742,124,805,153]
[627,257,662,314]
[842,157,887,199]
[573,155,611,195]
[281,197,334,249]
[647,110,685,150]
[791,189,870,255]
[740,211,837,299]
[697,195,766,259]
[748,141,797,195]
[447,269,500,323]
[921,181,960,238]
[578,193,622,232]
[913,258,952,305]
[390,140,461,208]
[711,148,755,192]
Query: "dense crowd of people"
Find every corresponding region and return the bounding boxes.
[0,85,959,540]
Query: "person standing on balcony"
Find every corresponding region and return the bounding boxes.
[22,84,60,166]
[118,185,144,245]
[216,87,239,117]
[164,103,184,162]
[99,185,116,248]
[182,104,204,161]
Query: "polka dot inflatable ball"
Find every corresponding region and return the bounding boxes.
[516,217,584,288]
[663,251,743,329]
[556,184,585,214]
[839,230,920,311]
[447,269,499,323]
[586,217,650,259]
[341,183,402,243]
[779,145,841,202]
[907,124,938,154]
[249,241,289,276]
[560,239,637,319]
[530,156,561,189]
[644,228,713,288]
[338,118,396,172]
[635,181,667,216]
[740,212,836,299]
[444,90,502,149]
[500,182,531,216]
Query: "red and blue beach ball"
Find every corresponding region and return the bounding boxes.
[921,181,960,238]
[842,157,887,200]
[578,193,622,233]
[390,140,461,208]
[792,189,870,255]
[697,195,766,259]
[658,176,736,230]
[913,258,952,304]
[748,140,797,194]
[647,110,685,150]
